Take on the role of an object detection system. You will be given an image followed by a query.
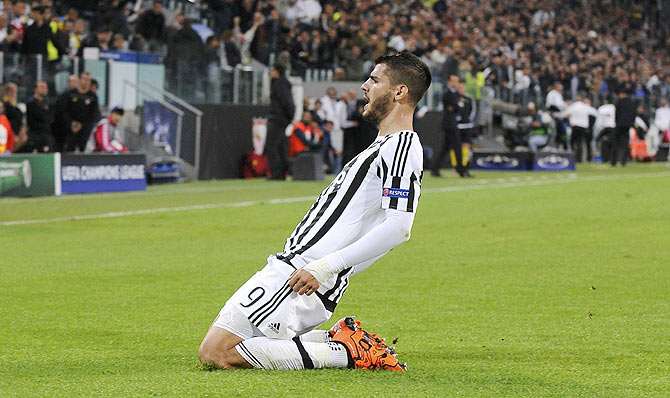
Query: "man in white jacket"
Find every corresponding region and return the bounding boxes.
[546,83,568,149]
[557,97,598,162]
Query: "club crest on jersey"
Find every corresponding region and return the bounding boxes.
[382,188,409,198]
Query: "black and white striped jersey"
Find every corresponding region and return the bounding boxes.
[275,130,423,309]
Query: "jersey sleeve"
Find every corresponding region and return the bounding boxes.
[377,131,423,213]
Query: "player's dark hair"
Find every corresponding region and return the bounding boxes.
[374,51,431,105]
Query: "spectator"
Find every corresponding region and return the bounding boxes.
[337,90,358,165]
[63,72,99,152]
[527,102,552,152]
[21,6,62,58]
[205,34,221,102]
[9,0,28,41]
[289,110,320,158]
[85,106,127,153]
[51,75,77,150]
[318,87,338,129]
[654,98,670,134]
[0,11,19,52]
[134,0,165,52]
[341,44,367,81]
[111,33,124,50]
[52,17,72,58]
[165,17,205,99]
[433,74,468,178]
[264,62,295,180]
[77,25,112,55]
[456,79,476,171]
[234,12,263,66]
[66,74,78,89]
[568,63,586,101]
[2,83,23,143]
[290,29,310,77]
[24,80,53,152]
[612,89,637,166]
[595,99,617,159]
[220,29,240,68]
[0,102,17,155]
[557,96,599,162]
[99,0,129,37]
[546,83,568,149]
[68,17,84,55]
[294,0,321,26]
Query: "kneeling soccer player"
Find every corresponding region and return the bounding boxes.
[199,52,431,371]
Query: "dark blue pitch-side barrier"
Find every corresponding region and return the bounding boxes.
[60,153,146,194]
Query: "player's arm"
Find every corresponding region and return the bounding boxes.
[290,133,422,295]
[288,208,415,295]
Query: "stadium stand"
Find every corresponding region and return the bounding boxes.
[0,0,668,163]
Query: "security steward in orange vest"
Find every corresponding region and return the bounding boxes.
[289,111,322,158]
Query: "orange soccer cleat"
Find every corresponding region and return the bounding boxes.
[329,318,406,371]
[328,316,360,338]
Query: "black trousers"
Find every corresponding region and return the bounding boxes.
[570,126,591,162]
[611,126,630,166]
[265,119,290,179]
[15,131,55,153]
[433,127,462,173]
[555,119,568,149]
[64,127,92,152]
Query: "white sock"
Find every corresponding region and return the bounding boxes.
[298,330,329,343]
[236,337,350,370]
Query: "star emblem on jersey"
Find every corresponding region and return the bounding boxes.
[267,322,281,334]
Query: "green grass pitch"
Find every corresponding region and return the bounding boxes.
[1,163,669,397]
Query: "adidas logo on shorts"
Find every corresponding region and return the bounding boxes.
[267,322,281,334]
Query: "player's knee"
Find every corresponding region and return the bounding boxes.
[198,345,233,370]
[199,341,244,370]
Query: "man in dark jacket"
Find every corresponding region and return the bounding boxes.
[264,62,295,180]
[165,17,205,99]
[25,80,53,152]
[21,6,56,57]
[432,74,467,177]
[77,26,112,56]
[63,72,100,152]
[135,0,165,52]
[21,6,64,80]
[612,89,636,166]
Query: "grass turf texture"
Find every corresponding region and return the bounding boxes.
[1,163,669,397]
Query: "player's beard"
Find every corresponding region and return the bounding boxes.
[363,92,393,122]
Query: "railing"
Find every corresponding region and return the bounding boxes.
[0,52,81,103]
[142,81,203,176]
[122,79,185,158]
[164,62,269,105]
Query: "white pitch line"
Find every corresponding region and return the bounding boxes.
[0,196,316,226]
[2,171,669,227]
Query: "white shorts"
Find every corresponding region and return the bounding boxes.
[213,302,263,340]
[213,255,333,340]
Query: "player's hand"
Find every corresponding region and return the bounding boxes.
[288,269,319,296]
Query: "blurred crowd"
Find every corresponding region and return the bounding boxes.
[2,0,670,158]
[1,0,668,100]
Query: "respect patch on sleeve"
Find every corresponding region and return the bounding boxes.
[382,188,410,198]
